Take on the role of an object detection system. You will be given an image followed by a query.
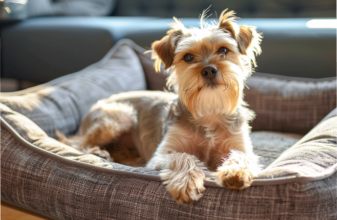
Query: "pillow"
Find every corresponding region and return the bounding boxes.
[0,42,146,138]
[135,49,168,91]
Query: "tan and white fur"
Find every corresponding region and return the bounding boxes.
[57,9,263,204]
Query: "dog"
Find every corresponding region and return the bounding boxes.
[57,8,262,204]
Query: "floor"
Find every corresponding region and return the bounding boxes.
[1,202,50,220]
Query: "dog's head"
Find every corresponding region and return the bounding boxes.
[151,9,262,117]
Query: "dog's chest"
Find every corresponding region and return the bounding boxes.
[186,127,231,162]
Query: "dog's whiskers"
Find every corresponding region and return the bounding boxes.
[220,71,231,92]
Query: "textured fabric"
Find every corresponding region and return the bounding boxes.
[1,113,336,219]
[0,103,159,175]
[134,49,168,91]
[251,131,302,168]
[260,116,337,179]
[1,42,146,138]
[321,107,337,122]
[246,74,336,134]
[0,101,301,177]
[1,40,337,219]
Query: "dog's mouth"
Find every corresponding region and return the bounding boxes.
[204,81,221,88]
[203,77,227,89]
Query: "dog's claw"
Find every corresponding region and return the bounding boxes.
[196,188,200,194]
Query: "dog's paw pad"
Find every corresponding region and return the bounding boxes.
[214,165,254,190]
[160,169,205,205]
[222,173,251,190]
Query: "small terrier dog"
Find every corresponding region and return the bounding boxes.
[57,9,262,204]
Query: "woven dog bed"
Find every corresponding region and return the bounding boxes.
[1,39,336,220]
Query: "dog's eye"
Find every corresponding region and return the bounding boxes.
[218,47,228,54]
[184,54,194,62]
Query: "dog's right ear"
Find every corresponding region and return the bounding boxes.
[151,18,185,72]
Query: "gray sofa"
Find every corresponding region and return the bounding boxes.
[1,0,336,84]
[1,40,336,219]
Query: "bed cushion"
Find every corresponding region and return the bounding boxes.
[1,39,336,219]
[1,104,336,220]
[246,73,336,134]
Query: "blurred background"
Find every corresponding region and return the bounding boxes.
[0,0,336,91]
[19,0,337,18]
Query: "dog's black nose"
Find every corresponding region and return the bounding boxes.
[201,65,218,79]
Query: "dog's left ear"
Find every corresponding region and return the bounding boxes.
[218,9,262,66]
[151,18,185,72]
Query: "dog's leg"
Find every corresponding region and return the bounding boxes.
[57,101,136,161]
[213,131,261,190]
[148,152,205,204]
[146,127,206,204]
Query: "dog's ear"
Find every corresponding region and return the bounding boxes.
[151,18,185,72]
[218,9,262,66]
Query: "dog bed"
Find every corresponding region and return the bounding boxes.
[1,39,336,220]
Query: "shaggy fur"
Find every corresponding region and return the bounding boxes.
[57,8,263,204]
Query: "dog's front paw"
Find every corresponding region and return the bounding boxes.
[213,151,261,190]
[160,166,205,205]
[213,163,254,190]
[89,146,113,162]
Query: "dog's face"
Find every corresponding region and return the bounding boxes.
[152,9,262,118]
